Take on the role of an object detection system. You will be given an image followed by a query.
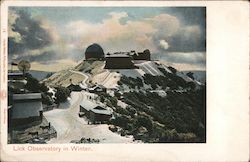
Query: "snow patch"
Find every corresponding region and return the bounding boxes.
[117,69,144,79]
[117,100,128,109]
[136,61,163,76]
[150,90,167,97]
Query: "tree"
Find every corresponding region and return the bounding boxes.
[109,97,118,106]
[55,86,70,103]
[114,91,121,99]
[25,75,40,92]
[41,93,53,105]
[45,72,53,79]
[168,66,177,74]
[135,115,153,133]
[186,72,194,80]
[39,82,49,92]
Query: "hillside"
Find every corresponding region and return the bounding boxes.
[43,60,206,142]
[182,70,206,84]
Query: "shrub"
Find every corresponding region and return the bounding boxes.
[41,93,53,105]
[45,72,53,79]
[39,82,49,92]
[135,115,153,133]
[55,86,70,103]
[186,72,194,80]
[25,75,40,92]
[168,66,177,74]
[114,91,121,99]
[110,115,130,129]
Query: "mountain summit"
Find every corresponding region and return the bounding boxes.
[43,59,205,143]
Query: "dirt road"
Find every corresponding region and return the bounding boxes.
[44,92,133,143]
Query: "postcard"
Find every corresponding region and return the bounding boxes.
[0,1,249,161]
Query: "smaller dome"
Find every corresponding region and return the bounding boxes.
[85,43,104,60]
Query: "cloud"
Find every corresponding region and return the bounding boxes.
[8,10,53,54]
[153,52,205,66]
[63,11,206,70]
[31,59,78,72]
[8,8,206,71]
[108,12,128,20]
[159,39,169,50]
[8,9,76,63]
[161,61,205,71]
[65,11,205,53]
[65,12,157,53]
[8,10,22,43]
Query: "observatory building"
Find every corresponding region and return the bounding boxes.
[131,49,151,61]
[85,43,105,60]
[104,54,135,69]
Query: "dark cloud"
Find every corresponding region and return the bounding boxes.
[8,9,52,57]
[8,37,25,54]
[167,7,206,52]
[16,50,59,64]
[153,29,205,53]
[166,31,205,52]
[167,7,206,28]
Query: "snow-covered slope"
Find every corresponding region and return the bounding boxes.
[136,61,163,76]
[44,60,204,90]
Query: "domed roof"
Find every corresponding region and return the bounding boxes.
[85,43,104,60]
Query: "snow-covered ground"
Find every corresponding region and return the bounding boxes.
[117,100,128,109]
[48,87,56,100]
[117,69,145,79]
[43,92,134,143]
[136,61,163,76]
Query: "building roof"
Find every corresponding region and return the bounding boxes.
[90,107,112,115]
[8,73,25,80]
[95,84,106,89]
[85,43,104,59]
[80,100,112,115]
[105,54,131,58]
[89,84,106,91]
[13,93,42,100]
[80,100,98,111]
[86,43,104,53]
[8,72,23,76]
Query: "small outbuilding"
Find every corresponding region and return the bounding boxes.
[89,106,112,123]
[79,100,112,123]
[88,84,107,93]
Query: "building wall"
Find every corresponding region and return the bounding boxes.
[85,52,104,60]
[132,52,150,60]
[85,43,105,60]
[105,57,135,69]
[80,105,90,115]
[11,115,42,128]
[12,100,43,119]
[89,111,112,123]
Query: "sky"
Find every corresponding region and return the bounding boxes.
[8,7,206,72]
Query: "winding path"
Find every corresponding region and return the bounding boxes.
[69,70,89,88]
[43,92,133,143]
